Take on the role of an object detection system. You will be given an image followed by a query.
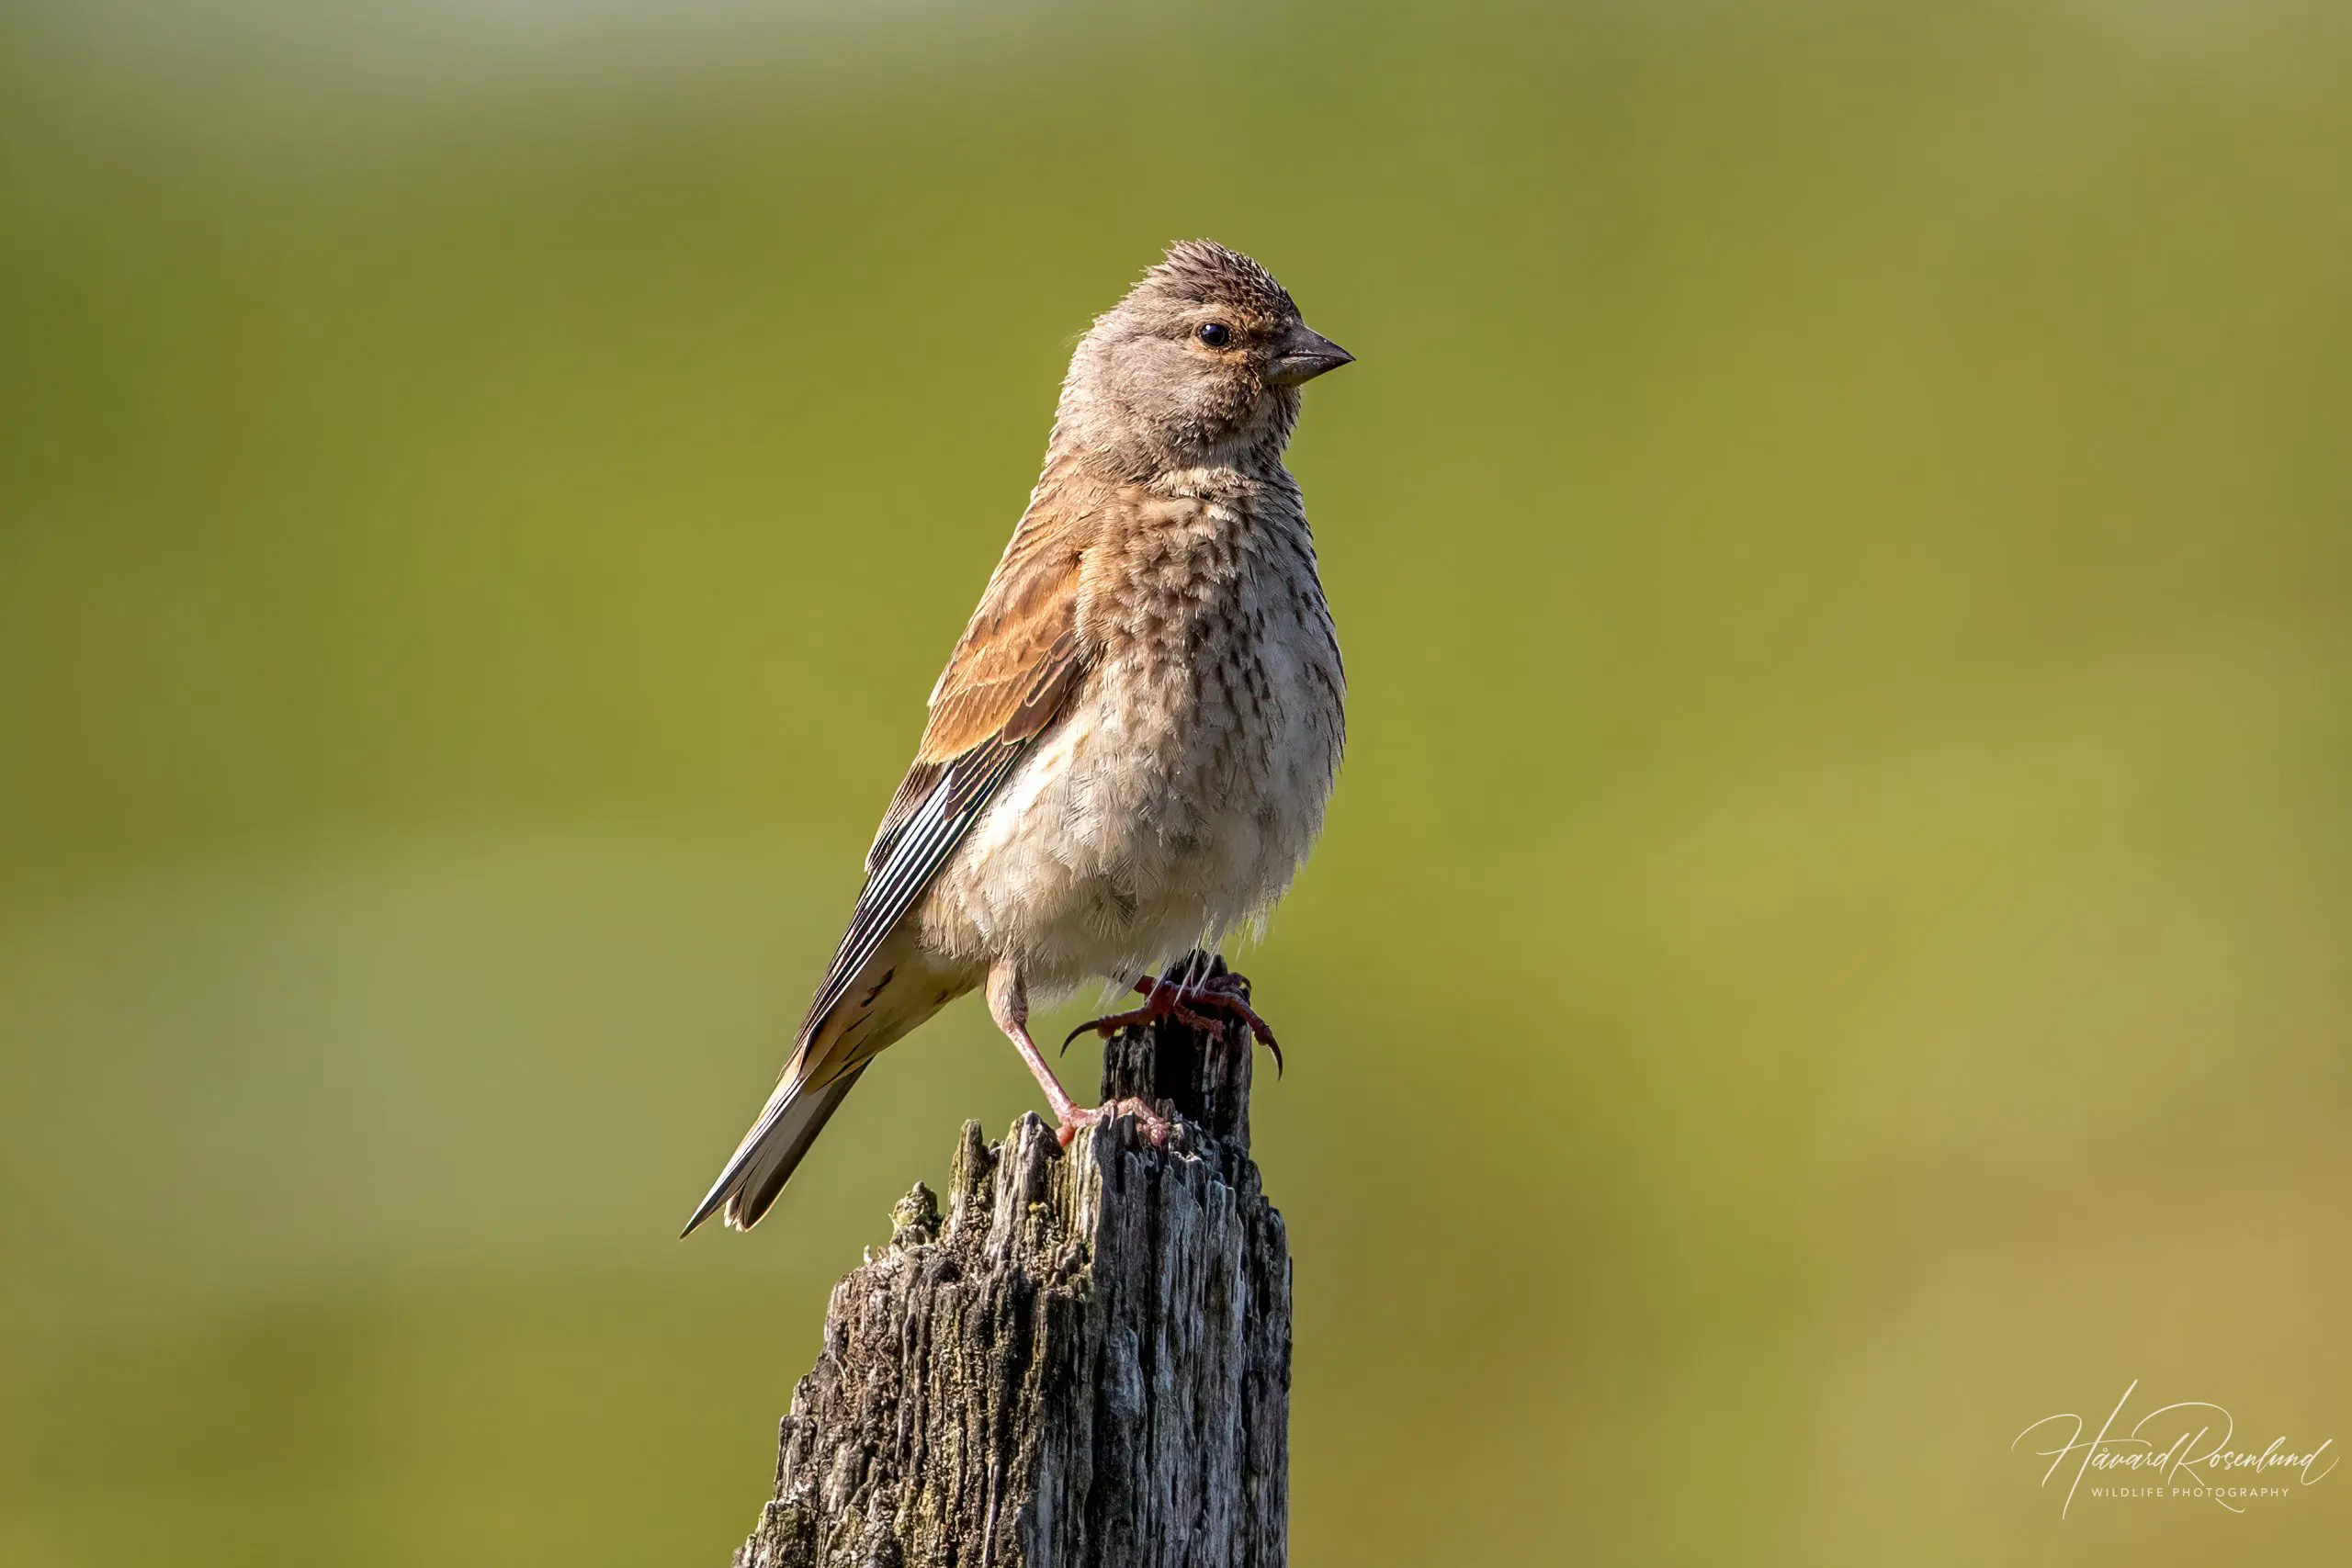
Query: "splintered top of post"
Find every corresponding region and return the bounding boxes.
[731,949,1291,1568]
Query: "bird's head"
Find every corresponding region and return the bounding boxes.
[1057,240,1351,477]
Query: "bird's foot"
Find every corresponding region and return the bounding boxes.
[1173,968,1284,1075]
[1056,1096,1173,1150]
[1060,966,1283,1076]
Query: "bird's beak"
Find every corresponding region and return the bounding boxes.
[1266,325,1354,386]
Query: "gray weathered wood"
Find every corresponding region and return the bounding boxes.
[730,956,1292,1568]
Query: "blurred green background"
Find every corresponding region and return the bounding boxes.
[3,1,2347,1562]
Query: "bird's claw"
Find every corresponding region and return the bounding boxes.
[1189,971,1284,1076]
[1058,968,1283,1077]
[1056,1096,1173,1150]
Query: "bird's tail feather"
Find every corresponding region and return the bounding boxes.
[680,1064,868,1236]
[684,935,968,1237]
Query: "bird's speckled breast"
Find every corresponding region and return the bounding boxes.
[919,470,1344,995]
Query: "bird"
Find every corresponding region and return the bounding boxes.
[683,240,1351,1235]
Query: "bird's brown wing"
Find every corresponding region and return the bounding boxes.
[682,489,1100,1236]
[794,494,1094,1048]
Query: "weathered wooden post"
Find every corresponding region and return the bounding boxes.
[729,956,1292,1568]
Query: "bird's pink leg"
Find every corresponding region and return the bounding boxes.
[988,963,1169,1148]
[1059,964,1283,1075]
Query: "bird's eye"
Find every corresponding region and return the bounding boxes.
[1195,321,1233,348]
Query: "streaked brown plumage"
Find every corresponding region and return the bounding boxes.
[684,241,1351,1235]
